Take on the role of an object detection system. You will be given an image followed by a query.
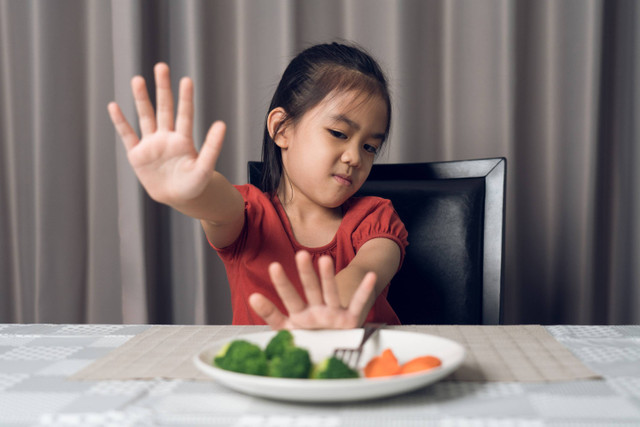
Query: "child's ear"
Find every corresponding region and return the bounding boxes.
[267,107,289,148]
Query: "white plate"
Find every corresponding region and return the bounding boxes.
[193,329,466,402]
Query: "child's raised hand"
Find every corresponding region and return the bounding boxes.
[249,251,376,330]
[108,63,226,207]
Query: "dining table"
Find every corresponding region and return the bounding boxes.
[1,323,639,426]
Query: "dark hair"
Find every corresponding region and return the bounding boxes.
[260,42,392,194]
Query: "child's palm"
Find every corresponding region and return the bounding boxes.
[276,305,362,330]
[108,63,225,205]
[128,131,209,202]
[249,252,376,330]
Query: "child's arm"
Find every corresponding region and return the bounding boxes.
[108,63,245,248]
[334,238,402,314]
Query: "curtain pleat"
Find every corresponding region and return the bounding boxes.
[111,0,148,324]
[631,0,640,325]
[0,0,22,321]
[31,1,86,322]
[510,0,605,323]
[0,0,638,325]
[601,0,640,324]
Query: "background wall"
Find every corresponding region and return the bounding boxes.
[1,0,638,324]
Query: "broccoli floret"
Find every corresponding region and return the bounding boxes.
[268,346,312,378]
[213,333,358,380]
[213,340,268,376]
[310,356,360,379]
[265,329,294,360]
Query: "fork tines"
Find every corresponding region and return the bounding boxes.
[333,348,361,367]
[333,323,385,369]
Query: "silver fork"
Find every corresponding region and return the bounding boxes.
[333,322,385,369]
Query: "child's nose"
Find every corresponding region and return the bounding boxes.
[341,144,361,167]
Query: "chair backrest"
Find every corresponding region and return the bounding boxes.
[247,158,506,325]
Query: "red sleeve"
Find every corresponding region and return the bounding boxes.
[351,198,409,270]
[207,184,266,259]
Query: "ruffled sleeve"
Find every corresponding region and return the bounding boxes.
[350,197,409,270]
[209,184,267,259]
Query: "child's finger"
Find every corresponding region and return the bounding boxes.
[108,102,139,151]
[154,63,175,131]
[295,251,324,306]
[197,121,226,172]
[268,262,306,315]
[248,293,289,330]
[318,256,341,308]
[347,272,376,319]
[175,77,194,138]
[131,76,156,136]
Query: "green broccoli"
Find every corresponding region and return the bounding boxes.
[310,356,360,379]
[213,340,268,376]
[268,346,312,378]
[213,332,359,380]
[265,329,294,360]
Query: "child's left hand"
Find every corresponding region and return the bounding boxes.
[249,251,376,329]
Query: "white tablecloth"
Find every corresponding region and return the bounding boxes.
[1,324,639,426]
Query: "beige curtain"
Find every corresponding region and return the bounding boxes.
[1,0,638,324]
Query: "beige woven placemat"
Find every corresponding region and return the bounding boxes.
[71,324,600,382]
[395,325,600,382]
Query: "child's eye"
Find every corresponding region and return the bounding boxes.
[364,144,379,154]
[328,129,348,139]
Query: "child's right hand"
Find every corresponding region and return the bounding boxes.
[108,63,226,208]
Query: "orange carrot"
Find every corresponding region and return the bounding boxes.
[398,355,442,375]
[364,348,401,378]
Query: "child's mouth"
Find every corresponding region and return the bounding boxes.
[333,174,352,186]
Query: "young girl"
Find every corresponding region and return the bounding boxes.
[108,42,408,329]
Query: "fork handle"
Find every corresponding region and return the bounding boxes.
[358,322,385,349]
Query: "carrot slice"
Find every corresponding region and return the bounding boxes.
[364,348,401,378]
[398,355,442,375]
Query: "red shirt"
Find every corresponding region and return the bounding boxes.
[212,184,409,325]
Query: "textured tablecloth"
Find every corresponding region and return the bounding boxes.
[1,324,640,426]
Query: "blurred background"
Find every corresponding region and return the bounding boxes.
[1,0,638,325]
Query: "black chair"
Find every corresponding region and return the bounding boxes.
[247,158,506,325]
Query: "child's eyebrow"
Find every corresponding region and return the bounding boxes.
[330,114,385,140]
[330,114,360,130]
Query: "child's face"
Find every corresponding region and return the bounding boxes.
[276,89,388,209]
